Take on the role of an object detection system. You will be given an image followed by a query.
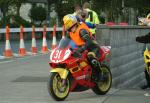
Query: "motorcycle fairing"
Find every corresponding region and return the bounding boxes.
[68,62,95,87]
[50,68,69,79]
[144,48,150,75]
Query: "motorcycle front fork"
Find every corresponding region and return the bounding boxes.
[91,66,104,82]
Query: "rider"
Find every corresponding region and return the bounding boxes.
[63,14,103,81]
[136,32,150,89]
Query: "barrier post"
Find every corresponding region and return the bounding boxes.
[31,25,38,54]
[51,24,57,49]
[18,25,26,56]
[3,26,13,57]
[41,25,48,53]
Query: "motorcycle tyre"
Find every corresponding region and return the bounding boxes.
[47,72,70,101]
[92,64,112,95]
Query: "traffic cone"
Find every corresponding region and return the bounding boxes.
[62,25,65,39]
[3,26,13,57]
[41,25,48,53]
[31,25,37,54]
[51,24,57,49]
[18,25,26,56]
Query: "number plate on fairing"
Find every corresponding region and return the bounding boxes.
[50,48,71,63]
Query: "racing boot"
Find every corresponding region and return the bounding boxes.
[87,54,105,82]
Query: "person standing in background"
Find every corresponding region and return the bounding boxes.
[83,2,100,39]
[73,4,96,29]
[73,4,82,16]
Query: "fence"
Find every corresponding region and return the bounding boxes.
[0,25,64,58]
[0,26,63,40]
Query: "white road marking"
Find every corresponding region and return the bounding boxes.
[0,52,48,64]
[0,60,15,64]
[0,56,5,59]
[13,53,19,57]
[144,93,150,96]
[17,53,44,60]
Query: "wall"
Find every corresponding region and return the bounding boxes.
[96,25,150,88]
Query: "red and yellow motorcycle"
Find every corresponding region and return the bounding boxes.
[47,38,112,101]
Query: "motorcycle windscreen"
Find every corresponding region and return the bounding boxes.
[100,46,111,54]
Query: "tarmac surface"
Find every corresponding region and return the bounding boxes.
[0,54,150,103]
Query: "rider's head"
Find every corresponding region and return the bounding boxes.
[63,14,78,32]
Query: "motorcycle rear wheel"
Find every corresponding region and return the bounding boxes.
[47,72,70,101]
[92,64,112,95]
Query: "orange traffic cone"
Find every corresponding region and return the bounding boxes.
[31,25,37,54]
[51,24,57,49]
[3,26,13,57]
[41,25,48,53]
[18,25,26,56]
[62,25,65,39]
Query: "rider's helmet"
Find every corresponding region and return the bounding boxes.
[63,14,77,31]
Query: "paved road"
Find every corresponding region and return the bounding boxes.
[0,54,150,103]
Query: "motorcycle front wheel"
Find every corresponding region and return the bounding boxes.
[92,64,112,95]
[47,72,70,101]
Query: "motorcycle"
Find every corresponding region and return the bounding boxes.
[47,38,112,101]
[143,45,150,86]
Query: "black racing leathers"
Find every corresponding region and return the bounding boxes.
[79,29,103,81]
[78,29,100,57]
